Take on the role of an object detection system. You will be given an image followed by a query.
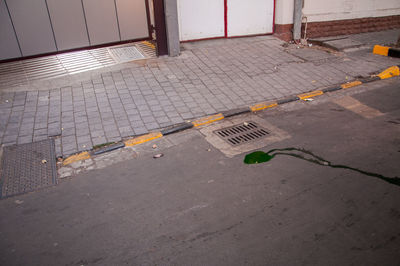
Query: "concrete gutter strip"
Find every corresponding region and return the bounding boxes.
[62,65,399,165]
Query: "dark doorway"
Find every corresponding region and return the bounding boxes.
[153,0,168,56]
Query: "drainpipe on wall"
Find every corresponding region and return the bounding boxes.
[293,0,303,41]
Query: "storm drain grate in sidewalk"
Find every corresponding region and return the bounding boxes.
[135,41,157,58]
[0,41,156,88]
[108,45,145,63]
[214,122,269,146]
[0,139,57,198]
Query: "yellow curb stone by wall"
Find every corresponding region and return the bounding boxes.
[63,152,91,166]
[377,66,400,80]
[298,90,323,100]
[373,45,389,56]
[192,113,224,127]
[124,132,163,147]
[341,80,362,89]
[250,102,278,112]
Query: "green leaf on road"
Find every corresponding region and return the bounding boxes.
[244,151,273,164]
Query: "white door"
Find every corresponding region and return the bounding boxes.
[6,0,57,56]
[227,0,274,37]
[82,0,120,46]
[177,0,225,41]
[47,0,90,51]
[0,0,21,60]
[115,0,149,41]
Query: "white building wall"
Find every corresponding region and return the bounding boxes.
[275,0,400,24]
[303,0,400,22]
[275,0,294,25]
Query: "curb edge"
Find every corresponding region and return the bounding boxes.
[62,65,400,166]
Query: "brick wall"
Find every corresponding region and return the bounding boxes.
[274,15,400,41]
[274,24,293,42]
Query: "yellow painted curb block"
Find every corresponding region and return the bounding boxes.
[124,132,163,147]
[298,90,323,100]
[377,66,400,80]
[373,45,389,56]
[341,80,362,89]
[250,102,278,112]
[63,152,91,166]
[142,41,156,50]
[192,113,224,127]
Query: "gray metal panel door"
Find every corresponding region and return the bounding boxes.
[82,0,120,46]
[116,0,149,41]
[0,0,21,60]
[6,0,57,56]
[46,0,90,51]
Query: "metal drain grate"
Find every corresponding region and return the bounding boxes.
[0,41,155,88]
[135,41,157,58]
[0,47,116,87]
[214,122,269,146]
[108,45,145,63]
[0,139,57,198]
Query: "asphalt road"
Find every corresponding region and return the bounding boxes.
[0,78,399,266]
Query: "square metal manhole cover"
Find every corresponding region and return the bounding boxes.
[214,122,269,146]
[108,45,145,63]
[0,139,57,198]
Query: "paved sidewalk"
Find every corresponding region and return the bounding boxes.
[1,34,399,157]
[309,29,400,51]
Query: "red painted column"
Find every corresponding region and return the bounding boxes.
[224,0,228,37]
